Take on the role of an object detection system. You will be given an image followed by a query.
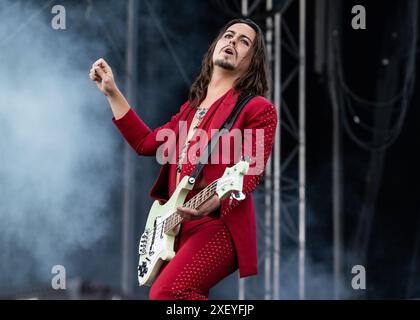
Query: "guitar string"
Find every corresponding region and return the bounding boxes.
[141,179,219,244]
[142,180,218,244]
[164,181,218,230]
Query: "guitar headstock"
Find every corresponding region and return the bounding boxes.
[215,160,250,200]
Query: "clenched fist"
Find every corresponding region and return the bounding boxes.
[89,58,118,97]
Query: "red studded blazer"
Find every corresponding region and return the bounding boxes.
[112,88,277,278]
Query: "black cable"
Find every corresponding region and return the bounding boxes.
[333,1,416,111]
[332,0,417,152]
[343,91,407,135]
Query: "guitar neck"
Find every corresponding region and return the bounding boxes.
[164,179,219,233]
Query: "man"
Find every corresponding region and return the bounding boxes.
[89,18,277,300]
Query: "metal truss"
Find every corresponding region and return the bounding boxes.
[235,0,306,300]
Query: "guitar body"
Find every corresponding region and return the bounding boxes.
[137,176,193,286]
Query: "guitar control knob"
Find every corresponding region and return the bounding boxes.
[138,262,148,277]
[139,242,147,254]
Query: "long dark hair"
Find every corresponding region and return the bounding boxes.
[188,19,269,108]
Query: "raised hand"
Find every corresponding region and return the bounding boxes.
[89,58,118,97]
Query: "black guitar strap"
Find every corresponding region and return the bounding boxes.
[188,92,255,185]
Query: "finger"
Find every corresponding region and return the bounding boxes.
[94,66,106,79]
[89,71,100,82]
[195,203,209,216]
[89,70,99,81]
[200,197,221,216]
[196,205,214,217]
[93,58,106,67]
[178,212,194,221]
[177,206,198,216]
[89,72,97,81]
[94,58,111,73]
[177,208,202,220]
[196,196,218,213]
[98,64,109,74]
[90,67,100,77]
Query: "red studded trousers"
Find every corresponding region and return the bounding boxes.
[149,216,238,300]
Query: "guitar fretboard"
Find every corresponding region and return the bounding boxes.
[164,179,219,233]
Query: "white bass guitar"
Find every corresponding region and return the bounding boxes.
[137,160,249,286]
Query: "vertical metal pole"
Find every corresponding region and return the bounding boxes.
[273,11,281,300]
[122,0,138,295]
[264,0,273,301]
[332,76,342,300]
[327,0,343,301]
[242,0,248,16]
[298,0,306,300]
[239,0,248,301]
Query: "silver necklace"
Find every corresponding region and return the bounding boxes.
[196,106,209,120]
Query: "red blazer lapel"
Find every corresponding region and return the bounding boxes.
[186,88,240,156]
[180,89,241,177]
[206,89,240,138]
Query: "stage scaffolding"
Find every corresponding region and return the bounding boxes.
[237,0,307,300]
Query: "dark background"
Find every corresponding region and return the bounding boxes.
[0,0,419,300]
